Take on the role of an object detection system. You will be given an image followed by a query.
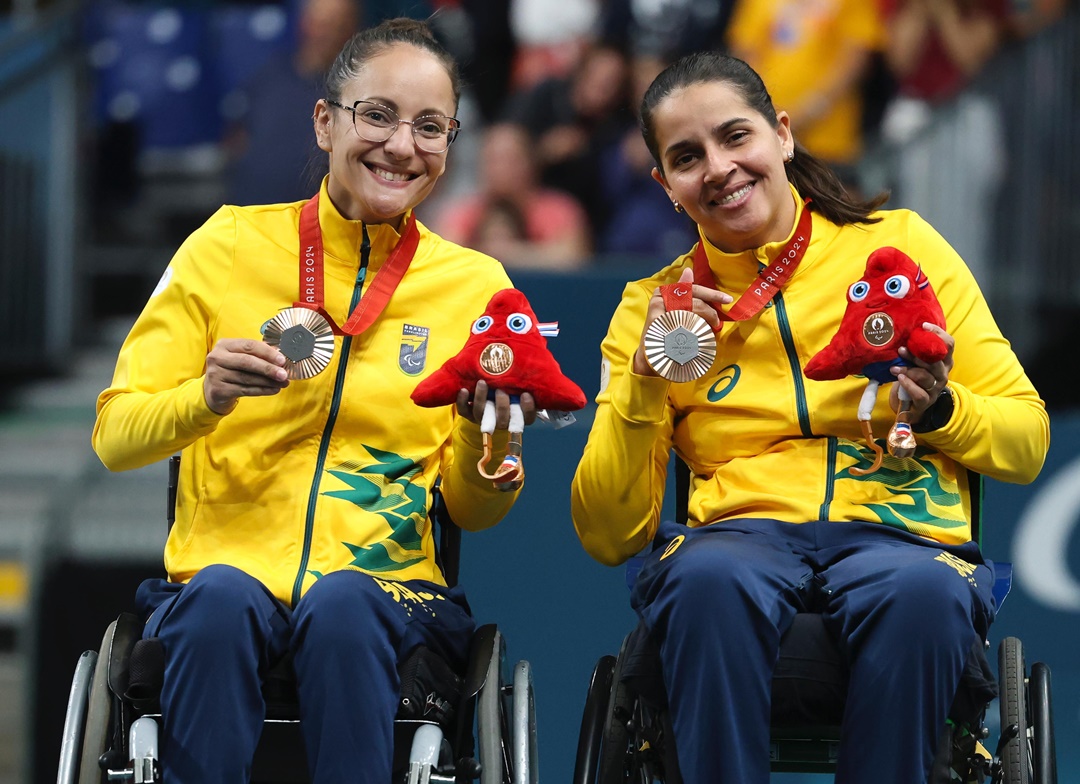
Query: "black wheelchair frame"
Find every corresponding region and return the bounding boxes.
[573,462,1058,784]
[57,456,540,784]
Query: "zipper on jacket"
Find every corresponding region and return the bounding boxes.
[818,436,838,520]
[293,226,372,606]
[772,290,813,436]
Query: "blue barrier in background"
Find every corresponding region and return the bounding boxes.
[458,270,1080,783]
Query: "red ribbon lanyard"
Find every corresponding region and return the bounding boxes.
[692,203,813,327]
[296,192,420,336]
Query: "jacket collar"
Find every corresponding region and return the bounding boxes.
[697,183,808,287]
[315,176,414,275]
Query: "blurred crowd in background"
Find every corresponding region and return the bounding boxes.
[0,5,1078,780]
[1,0,1078,406]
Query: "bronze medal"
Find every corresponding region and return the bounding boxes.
[644,310,716,383]
[263,307,335,379]
[479,343,514,376]
[863,312,895,347]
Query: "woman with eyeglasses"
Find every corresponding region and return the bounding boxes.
[93,18,535,783]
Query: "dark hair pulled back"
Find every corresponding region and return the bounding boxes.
[325,17,462,110]
[639,51,887,226]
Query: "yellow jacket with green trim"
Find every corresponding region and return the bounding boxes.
[572,194,1049,566]
[94,180,516,605]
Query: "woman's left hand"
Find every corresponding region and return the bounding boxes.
[889,323,955,422]
[454,379,538,429]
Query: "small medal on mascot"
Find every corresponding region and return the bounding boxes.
[803,246,948,475]
[411,288,586,491]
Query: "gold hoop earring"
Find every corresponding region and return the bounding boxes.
[673,200,683,213]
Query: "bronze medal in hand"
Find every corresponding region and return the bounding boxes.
[644,282,716,382]
[263,307,336,380]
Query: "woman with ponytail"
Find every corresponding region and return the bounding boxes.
[571,51,1047,784]
[94,17,536,783]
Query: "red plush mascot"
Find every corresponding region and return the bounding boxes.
[411,288,586,490]
[803,246,947,475]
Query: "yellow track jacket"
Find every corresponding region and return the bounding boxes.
[94,180,517,605]
[572,192,1049,566]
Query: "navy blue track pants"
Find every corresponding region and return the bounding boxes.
[135,564,475,784]
[631,519,996,784]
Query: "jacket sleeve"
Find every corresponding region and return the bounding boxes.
[92,208,237,471]
[910,215,1050,483]
[571,280,676,566]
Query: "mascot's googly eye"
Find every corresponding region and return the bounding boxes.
[884,274,912,299]
[506,313,533,334]
[472,315,493,334]
[848,281,870,302]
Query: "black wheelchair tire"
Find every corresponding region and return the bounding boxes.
[572,656,616,784]
[598,640,653,784]
[77,622,116,784]
[999,637,1033,784]
[1029,662,1056,784]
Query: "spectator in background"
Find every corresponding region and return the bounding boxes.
[431,122,592,270]
[725,0,885,192]
[454,0,518,123]
[503,39,635,239]
[597,49,697,260]
[224,0,361,205]
[508,0,598,90]
[877,0,1012,289]
[598,0,736,62]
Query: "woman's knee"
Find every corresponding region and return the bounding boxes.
[662,535,801,607]
[164,565,278,648]
[294,570,402,649]
[867,557,990,645]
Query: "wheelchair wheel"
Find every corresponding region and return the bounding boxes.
[511,660,539,784]
[57,651,98,784]
[597,640,665,784]
[999,637,1032,784]
[597,667,634,784]
[78,621,117,784]
[477,628,510,784]
[1029,662,1056,784]
[572,655,616,784]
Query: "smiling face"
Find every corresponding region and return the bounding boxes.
[314,43,456,226]
[649,81,796,253]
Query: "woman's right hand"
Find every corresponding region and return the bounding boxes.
[203,338,290,414]
[632,267,732,376]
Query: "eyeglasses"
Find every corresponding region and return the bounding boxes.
[326,99,460,153]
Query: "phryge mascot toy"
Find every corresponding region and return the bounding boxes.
[803,246,947,475]
[411,288,586,490]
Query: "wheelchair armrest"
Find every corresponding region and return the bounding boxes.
[106,612,143,700]
[126,637,165,712]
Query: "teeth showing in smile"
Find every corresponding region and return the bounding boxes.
[371,165,412,182]
[721,184,753,203]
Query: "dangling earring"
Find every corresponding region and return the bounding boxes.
[673,200,683,213]
[786,149,795,163]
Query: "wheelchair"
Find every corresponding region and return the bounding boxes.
[572,464,1057,784]
[56,456,540,784]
